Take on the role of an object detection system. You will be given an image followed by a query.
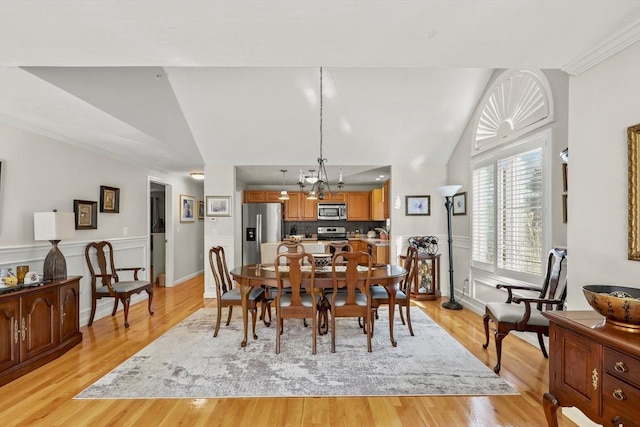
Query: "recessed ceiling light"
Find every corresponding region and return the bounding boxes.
[190,172,205,180]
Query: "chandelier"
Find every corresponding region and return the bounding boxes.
[297,67,344,200]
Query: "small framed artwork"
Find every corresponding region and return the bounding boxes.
[100,185,120,213]
[74,200,98,230]
[206,196,232,217]
[405,195,430,216]
[452,192,467,215]
[198,200,205,220]
[180,195,196,222]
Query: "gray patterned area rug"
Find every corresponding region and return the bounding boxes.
[76,307,517,399]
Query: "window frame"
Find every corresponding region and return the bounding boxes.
[471,129,552,284]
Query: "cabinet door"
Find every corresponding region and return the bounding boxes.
[244,191,266,203]
[383,180,390,219]
[370,188,384,220]
[22,288,59,361]
[326,193,346,202]
[284,192,302,220]
[549,325,602,420]
[302,197,317,221]
[59,281,80,344]
[0,298,20,371]
[346,192,370,221]
[265,192,283,202]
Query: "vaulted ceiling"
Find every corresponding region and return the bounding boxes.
[1,1,638,185]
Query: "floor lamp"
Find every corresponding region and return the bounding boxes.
[437,185,463,310]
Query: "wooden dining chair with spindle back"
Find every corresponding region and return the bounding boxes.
[274,251,319,354]
[328,251,374,353]
[209,246,265,339]
[370,245,419,337]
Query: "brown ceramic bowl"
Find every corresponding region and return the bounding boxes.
[582,285,640,332]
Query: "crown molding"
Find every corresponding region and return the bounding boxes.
[562,20,640,76]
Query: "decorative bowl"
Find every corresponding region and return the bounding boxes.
[582,285,640,332]
[311,254,332,268]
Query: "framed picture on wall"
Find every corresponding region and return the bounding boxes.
[405,195,430,216]
[198,200,204,220]
[74,199,98,230]
[452,192,467,215]
[100,185,120,213]
[180,194,196,222]
[206,196,231,217]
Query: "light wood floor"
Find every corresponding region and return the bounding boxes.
[0,276,576,427]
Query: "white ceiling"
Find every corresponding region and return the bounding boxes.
[1,1,638,185]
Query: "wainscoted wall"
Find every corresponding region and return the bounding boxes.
[0,236,173,327]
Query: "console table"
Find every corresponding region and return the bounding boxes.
[0,276,82,385]
[542,311,640,427]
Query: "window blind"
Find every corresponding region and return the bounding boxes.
[472,164,495,266]
[497,148,543,275]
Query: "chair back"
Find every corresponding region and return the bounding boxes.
[400,246,419,295]
[209,246,234,301]
[276,241,304,264]
[538,248,568,311]
[274,252,316,306]
[85,241,118,290]
[326,241,353,254]
[332,251,372,305]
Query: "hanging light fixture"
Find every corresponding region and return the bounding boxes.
[278,169,290,200]
[297,67,344,200]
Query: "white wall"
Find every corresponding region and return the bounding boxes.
[567,41,640,310]
[0,123,204,323]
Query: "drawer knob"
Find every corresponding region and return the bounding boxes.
[614,361,628,373]
[612,389,626,401]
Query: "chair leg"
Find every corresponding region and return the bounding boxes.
[330,311,336,353]
[213,304,222,337]
[111,298,119,316]
[537,332,549,358]
[250,308,258,340]
[398,304,406,325]
[482,314,491,349]
[146,289,154,315]
[275,307,281,354]
[405,304,414,336]
[493,331,507,374]
[122,296,131,328]
[88,298,97,326]
[311,309,317,355]
[260,298,272,327]
[225,306,233,326]
[370,309,375,338]
[366,313,372,353]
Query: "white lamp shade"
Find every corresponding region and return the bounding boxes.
[437,185,462,198]
[34,212,74,241]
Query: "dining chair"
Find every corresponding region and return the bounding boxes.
[482,248,568,373]
[370,245,418,337]
[274,251,319,354]
[328,251,373,353]
[209,246,265,339]
[85,241,154,328]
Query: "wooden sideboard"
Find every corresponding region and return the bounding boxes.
[542,311,640,427]
[0,276,82,386]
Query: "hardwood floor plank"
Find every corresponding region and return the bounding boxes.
[0,274,576,426]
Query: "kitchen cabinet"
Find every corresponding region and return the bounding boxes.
[543,311,640,427]
[323,192,346,202]
[368,243,389,264]
[349,240,370,264]
[370,188,384,220]
[0,276,82,386]
[243,191,283,203]
[283,192,316,221]
[346,192,370,221]
[383,180,390,219]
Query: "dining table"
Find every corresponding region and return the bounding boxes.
[230,263,408,348]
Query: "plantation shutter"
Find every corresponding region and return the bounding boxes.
[472,164,495,270]
[496,148,543,275]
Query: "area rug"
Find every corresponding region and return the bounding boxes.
[75,307,517,399]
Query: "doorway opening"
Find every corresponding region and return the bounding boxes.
[149,179,173,287]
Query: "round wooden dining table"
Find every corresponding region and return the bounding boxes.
[230,263,407,348]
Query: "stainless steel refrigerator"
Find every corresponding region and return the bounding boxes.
[242,203,283,265]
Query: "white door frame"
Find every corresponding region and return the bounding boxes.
[148,176,175,287]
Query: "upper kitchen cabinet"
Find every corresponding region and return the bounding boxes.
[383,180,390,219]
[283,192,317,221]
[243,191,283,203]
[324,192,346,202]
[346,192,370,221]
[370,188,384,220]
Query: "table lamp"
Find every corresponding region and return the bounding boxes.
[437,185,463,310]
[34,210,74,281]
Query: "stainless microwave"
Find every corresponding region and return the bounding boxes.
[317,203,347,220]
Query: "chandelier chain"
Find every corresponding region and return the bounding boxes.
[319,67,324,164]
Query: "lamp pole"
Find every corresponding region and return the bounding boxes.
[437,185,463,310]
[442,195,462,310]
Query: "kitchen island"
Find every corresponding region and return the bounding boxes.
[260,237,390,264]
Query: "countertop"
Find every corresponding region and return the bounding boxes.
[281,237,389,247]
